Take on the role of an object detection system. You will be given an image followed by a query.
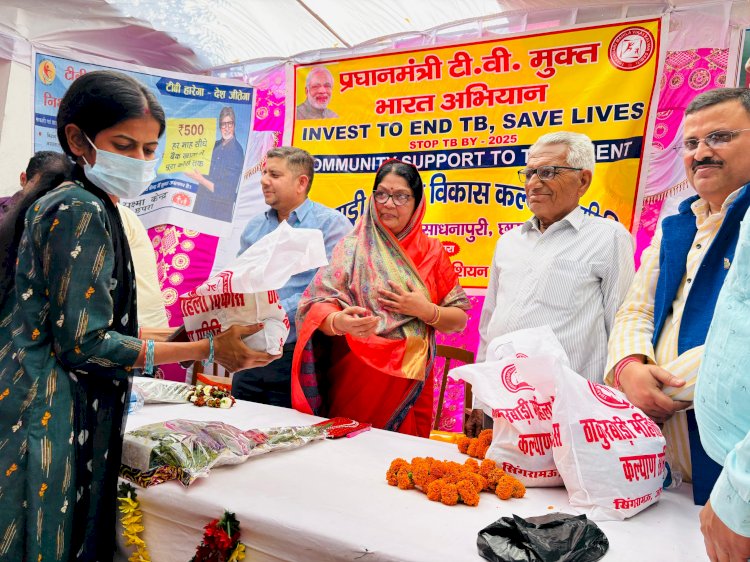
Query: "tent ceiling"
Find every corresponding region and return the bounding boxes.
[2,0,750,72]
[108,0,506,68]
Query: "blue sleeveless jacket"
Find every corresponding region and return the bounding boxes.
[652,184,750,353]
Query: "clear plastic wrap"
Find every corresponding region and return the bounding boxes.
[128,385,145,413]
[120,419,329,487]
[131,378,194,404]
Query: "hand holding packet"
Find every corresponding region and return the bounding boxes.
[179,222,327,355]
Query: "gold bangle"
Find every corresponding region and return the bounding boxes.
[425,304,441,326]
[329,311,344,336]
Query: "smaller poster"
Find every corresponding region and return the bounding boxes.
[34,52,255,236]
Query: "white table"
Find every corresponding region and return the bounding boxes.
[117,400,708,561]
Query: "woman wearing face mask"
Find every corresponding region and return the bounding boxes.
[0,70,277,561]
[291,159,471,438]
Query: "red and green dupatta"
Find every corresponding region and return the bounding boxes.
[291,193,470,435]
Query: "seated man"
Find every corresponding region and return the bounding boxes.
[467,131,634,435]
[606,87,750,505]
[232,146,352,407]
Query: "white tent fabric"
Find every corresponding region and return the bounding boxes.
[1,0,750,191]
[2,0,750,72]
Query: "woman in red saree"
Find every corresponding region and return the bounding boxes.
[291,160,470,437]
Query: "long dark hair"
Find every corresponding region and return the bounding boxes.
[373,159,423,207]
[2,70,166,307]
[57,70,166,157]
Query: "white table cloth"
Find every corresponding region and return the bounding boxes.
[116,400,708,561]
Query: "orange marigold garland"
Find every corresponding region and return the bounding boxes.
[385,456,525,507]
[459,429,493,459]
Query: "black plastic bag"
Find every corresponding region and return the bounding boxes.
[477,512,609,562]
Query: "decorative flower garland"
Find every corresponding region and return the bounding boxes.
[188,384,236,408]
[456,429,493,459]
[386,455,525,506]
[117,485,246,561]
[117,482,151,562]
[191,511,246,562]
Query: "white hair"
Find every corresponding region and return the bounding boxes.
[528,132,595,173]
[305,66,333,87]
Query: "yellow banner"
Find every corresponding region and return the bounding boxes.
[159,118,217,175]
[291,19,662,288]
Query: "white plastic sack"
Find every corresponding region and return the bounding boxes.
[518,357,666,521]
[486,326,571,368]
[179,222,327,355]
[450,327,568,487]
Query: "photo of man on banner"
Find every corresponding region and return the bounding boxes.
[187,106,245,221]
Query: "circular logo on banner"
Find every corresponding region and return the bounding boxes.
[172,193,192,207]
[587,381,632,409]
[608,26,655,71]
[38,59,56,85]
[500,361,533,393]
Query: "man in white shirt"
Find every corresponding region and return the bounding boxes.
[466,131,635,435]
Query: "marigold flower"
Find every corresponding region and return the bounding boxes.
[463,458,480,473]
[443,472,459,485]
[386,458,409,486]
[445,461,461,475]
[430,461,447,479]
[467,440,478,458]
[457,435,471,454]
[457,480,480,506]
[487,468,506,490]
[397,467,414,490]
[474,442,490,459]
[440,483,459,506]
[511,479,526,499]
[495,475,517,500]
[466,472,487,493]
[478,429,493,447]
[411,462,430,487]
[426,480,443,501]
[479,458,497,478]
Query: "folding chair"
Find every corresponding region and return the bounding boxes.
[433,344,475,431]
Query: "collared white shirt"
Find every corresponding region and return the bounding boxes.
[478,206,635,382]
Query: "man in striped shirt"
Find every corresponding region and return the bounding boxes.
[606,88,750,508]
[467,131,635,436]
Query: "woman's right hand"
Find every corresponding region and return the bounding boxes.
[331,306,380,339]
[213,324,281,373]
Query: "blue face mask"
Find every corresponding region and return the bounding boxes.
[82,133,159,199]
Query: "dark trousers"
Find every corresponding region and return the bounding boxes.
[231,343,295,408]
[687,409,723,505]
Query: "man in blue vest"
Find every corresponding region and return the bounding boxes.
[606,87,750,507]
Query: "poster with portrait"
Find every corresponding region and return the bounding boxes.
[33,51,255,236]
[288,18,665,289]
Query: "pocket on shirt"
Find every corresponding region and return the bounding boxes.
[536,258,594,311]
